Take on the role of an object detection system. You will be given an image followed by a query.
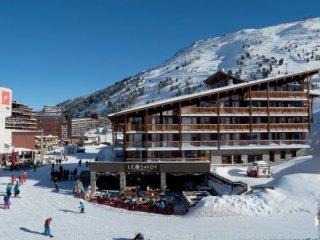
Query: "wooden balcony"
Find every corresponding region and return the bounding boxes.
[219,124,250,132]
[125,156,210,162]
[181,107,218,115]
[146,124,179,132]
[269,123,309,131]
[125,124,145,132]
[252,107,308,116]
[125,139,309,151]
[181,124,218,132]
[244,91,308,100]
[125,123,309,133]
[219,139,309,146]
[181,107,308,116]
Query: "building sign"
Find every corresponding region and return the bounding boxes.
[2,90,10,106]
[126,163,159,173]
[0,87,12,116]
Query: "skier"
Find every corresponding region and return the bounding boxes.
[22,171,27,183]
[6,182,12,196]
[79,200,85,213]
[43,217,53,237]
[78,159,82,168]
[11,174,16,185]
[54,179,59,192]
[14,181,20,197]
[19,175,24,185]
[3,194,11,209]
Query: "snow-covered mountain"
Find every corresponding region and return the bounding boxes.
[57,17,320,117]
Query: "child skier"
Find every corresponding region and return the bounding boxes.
[11,174,16,185]
[6,182,12,196]
[79,200,85,213]
[3,194,11,209]
[43,217,53,237]
[14,181,20,197]
[19,175,23,185]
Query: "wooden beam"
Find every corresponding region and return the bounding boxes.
[179,102,182,152]
[267,82,270,142]
[217,94,220,150]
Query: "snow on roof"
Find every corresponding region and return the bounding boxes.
[109,69,320,117]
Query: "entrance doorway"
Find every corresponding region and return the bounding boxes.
[96,173,120,190]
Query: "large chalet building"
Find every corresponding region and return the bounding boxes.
[90,69,319,192]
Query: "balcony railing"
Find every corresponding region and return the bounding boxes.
[125,124,145,132]
[244,91,308,99]
[125,139,309,149]
[181,107,308,116]
[181,107,218,115]
[125,157,210,162]
[269,123,309,131]
[146,124,179,132]
[147,141,180,148]
[125,122,309,133]
[219,124,250,132]
[219,139,309,146]
[181,124,218,132]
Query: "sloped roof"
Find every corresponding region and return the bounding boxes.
[203,71,246,85]
[109,69,320,118]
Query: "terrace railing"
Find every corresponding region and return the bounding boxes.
[181,107,308,116]
[125,139,309,149]
[244,91,308,99]
[125,122,309,133]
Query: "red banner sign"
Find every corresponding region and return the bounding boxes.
[2,90,11,106]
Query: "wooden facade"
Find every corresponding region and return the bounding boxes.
[108,69,319,165]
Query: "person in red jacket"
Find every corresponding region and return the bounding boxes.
[43,217,53,237]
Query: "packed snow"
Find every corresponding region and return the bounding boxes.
[1,106,320,240]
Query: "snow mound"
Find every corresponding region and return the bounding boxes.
[187,190,276,217]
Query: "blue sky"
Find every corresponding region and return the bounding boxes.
[0,0,319,110]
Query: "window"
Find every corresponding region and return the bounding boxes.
[269,152,275,162]
[222,155,232,164]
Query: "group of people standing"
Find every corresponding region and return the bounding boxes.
[3,172,27,209]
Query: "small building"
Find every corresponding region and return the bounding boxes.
[36,105,71,141]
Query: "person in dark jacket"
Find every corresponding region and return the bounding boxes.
[14,181,20,197]
[6,182,12,196]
